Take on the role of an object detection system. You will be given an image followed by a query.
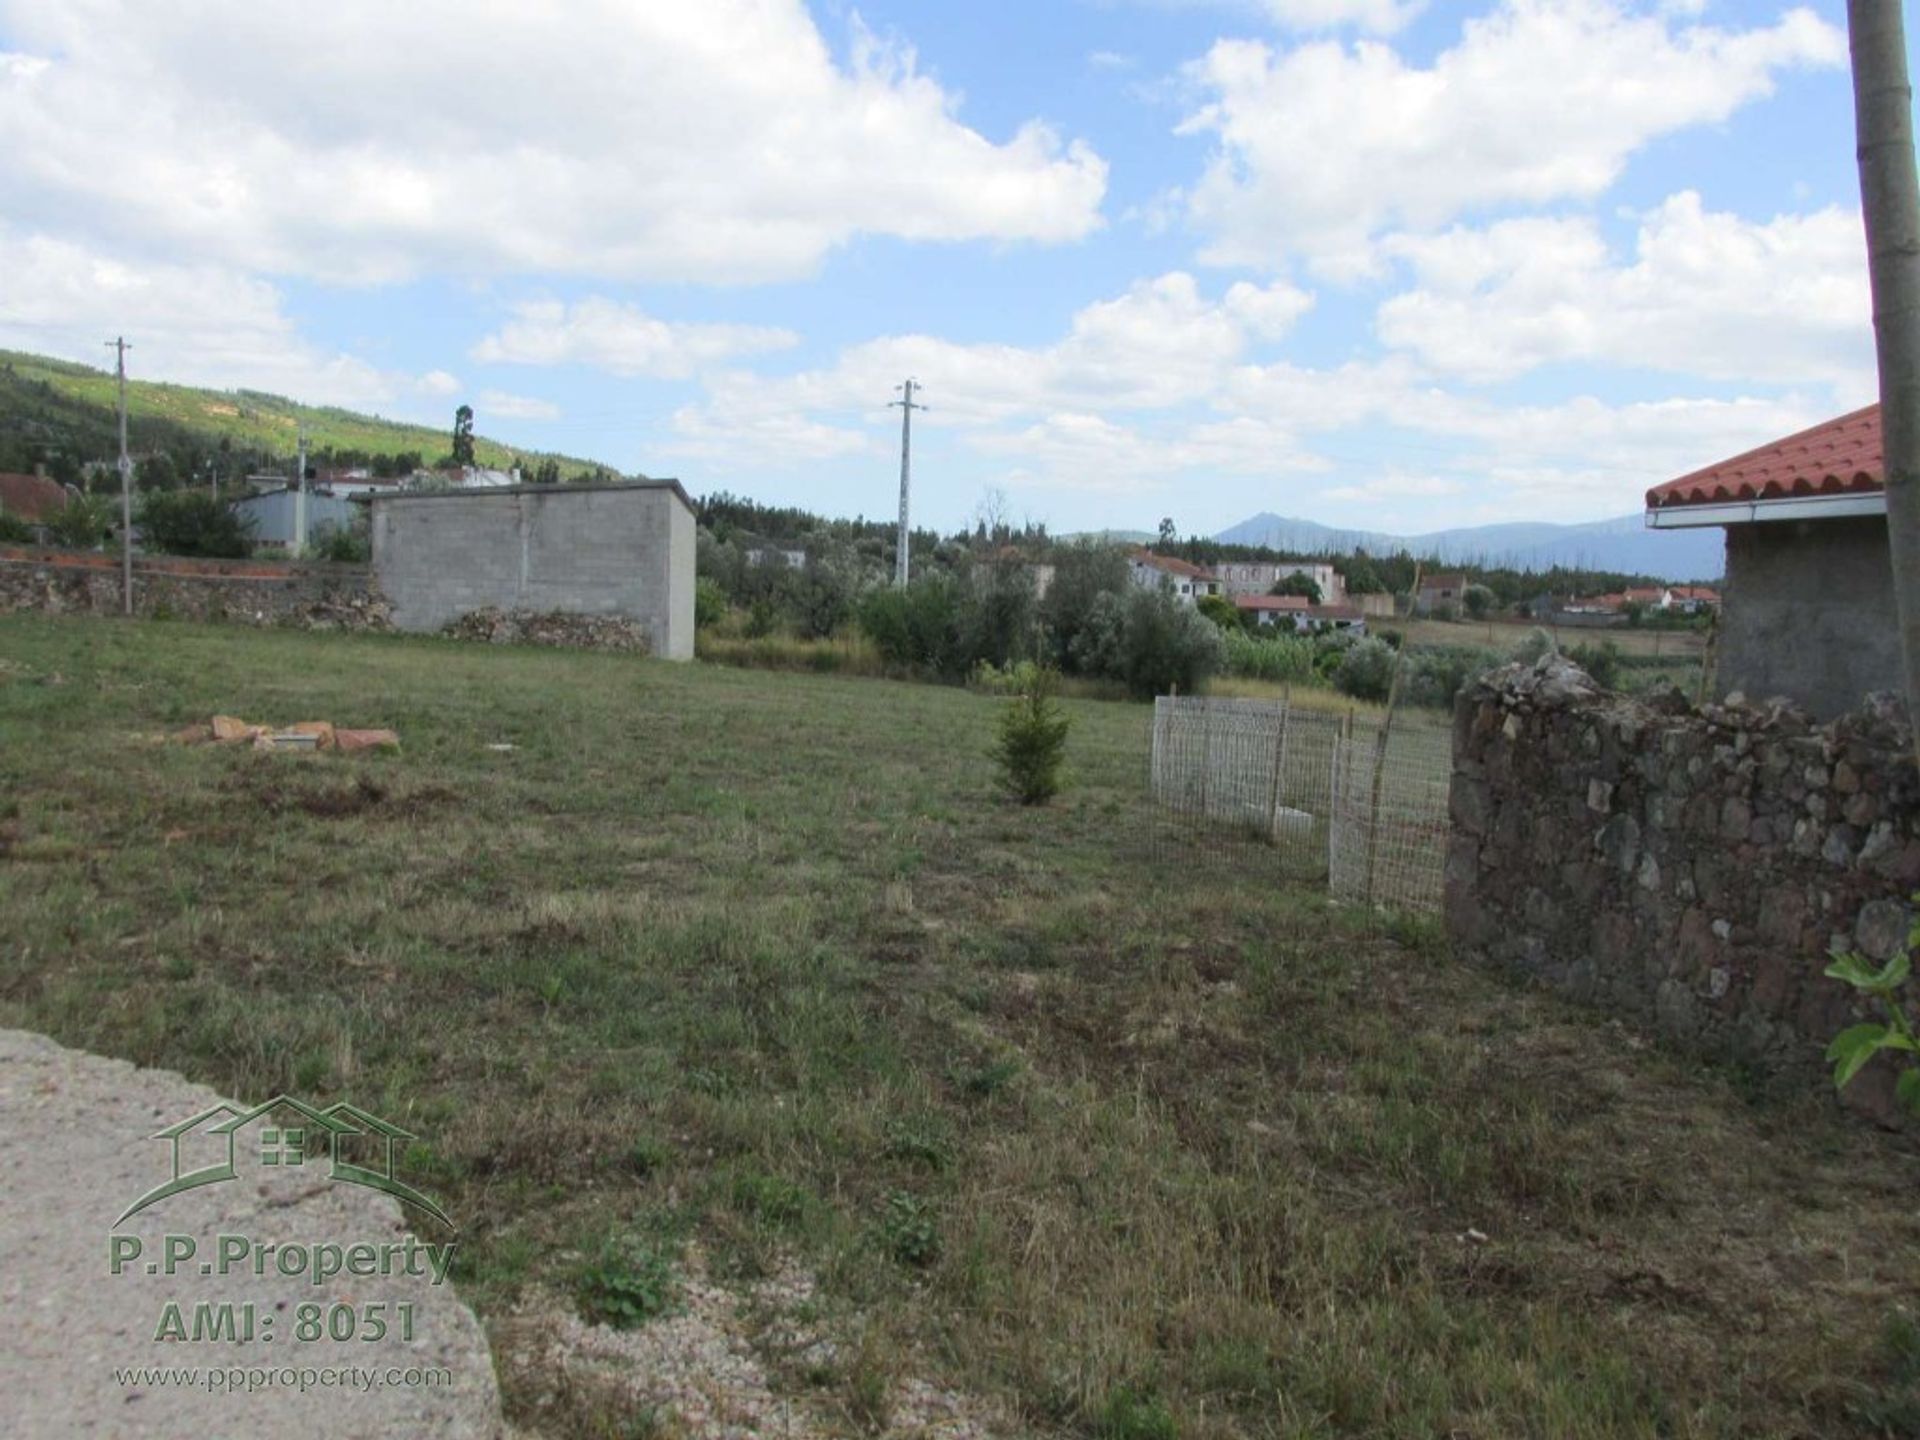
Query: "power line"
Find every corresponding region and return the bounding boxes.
[888,378,925,587]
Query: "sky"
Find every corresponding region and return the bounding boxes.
[0,0,1897,538]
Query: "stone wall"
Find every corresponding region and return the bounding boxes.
[1446,654,1920,1117]
[369,483,695,660]
[0,546,386,629]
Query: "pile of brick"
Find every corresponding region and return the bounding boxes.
[442,607,652,653]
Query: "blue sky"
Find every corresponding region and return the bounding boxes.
[0,0,1896,537]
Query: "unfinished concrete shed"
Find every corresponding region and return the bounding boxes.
[369,481,696,659]
[1646,405,1898,719]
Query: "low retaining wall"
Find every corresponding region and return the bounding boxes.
[1446,655,1920,1118]
[0,546,387,629]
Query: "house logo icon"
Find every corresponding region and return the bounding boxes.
[117,1095,453,1228]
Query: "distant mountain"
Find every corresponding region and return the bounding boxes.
[1214,511,1724,583]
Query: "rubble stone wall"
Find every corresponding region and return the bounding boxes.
[1446,655,1920,1116]
[0,546,388,630]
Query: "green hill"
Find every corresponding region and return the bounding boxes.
[0,348,620,484]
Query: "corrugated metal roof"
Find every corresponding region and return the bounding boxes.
[1646,405,1883,510]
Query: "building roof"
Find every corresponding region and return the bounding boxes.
[1233,593,1311,611]
[368,478,695,514]
[1131,548,1216,581]
[1646,404,1882,511]
[1421,574,1467,591]
[0,472,70,521]
[1669,585,1720,602]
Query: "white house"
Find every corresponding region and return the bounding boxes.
[1128,550,1220,603]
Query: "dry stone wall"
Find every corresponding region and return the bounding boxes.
[1446,654,1920,1118]
[0,545,387,629]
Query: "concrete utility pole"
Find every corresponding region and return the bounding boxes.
[107,337,132,615]
[889,379,925,587]
[1850,0,1920,764]
[294,422,308,553]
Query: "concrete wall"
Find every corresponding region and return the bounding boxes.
[370,483,694,659]
[1720,516,1901,719]
[1446,653,1920,1121]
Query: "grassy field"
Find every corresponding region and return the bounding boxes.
[3,614,1918,1439]
[1395,615,1709,659]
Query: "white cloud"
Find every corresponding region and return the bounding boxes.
[473,299,798,379]
[477,389,560,422]
[420,370,463,397]
[0,227,443,409]
[1176,1,1844,275]
[1259,0,1424,34]
[0,0,1108,285]
[1376,192,1872,391]
[673,271,1314,451]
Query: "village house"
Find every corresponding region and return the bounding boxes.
[1232,593,1368,635]
[1645,404,1895,718]
[0,472,72,525]
[1128,549,1220,602]
[1414,573,1468,614]
[1212,559,1346,605]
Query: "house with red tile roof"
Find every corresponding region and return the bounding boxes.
[1414,573,1468,615]
[0,472,71,523]
[1128,549,1220,603]
[1645,404,1893,717]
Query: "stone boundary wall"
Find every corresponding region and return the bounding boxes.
[1446,655,1920,1119]
[0,546,387,629]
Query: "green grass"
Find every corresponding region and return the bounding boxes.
[3,613,1918,1438]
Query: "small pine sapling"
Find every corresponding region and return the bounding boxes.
[992,668,1070,806]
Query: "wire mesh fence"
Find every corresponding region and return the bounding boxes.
[1148,695,1452,915]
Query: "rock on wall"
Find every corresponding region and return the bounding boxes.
[0,546,388,629]
[1446,654,1920,1116]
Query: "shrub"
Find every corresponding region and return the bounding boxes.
[1333,636,1397,702]
[1195,594,1242,631]
[0,510,32,543]
[1567,639,1621,690]
[694,576,728,629]
[312,522,369,564]
[577,1236,679,1330]
[992,668,1071,805]
[785,559,858,639]
[1509,627,1557,665]
[1463,584,1494,619]
[42,494,114,549]
[1400,645,1501,709]
[138,490,254,558]
[1041,541,1131,671]
[879,1190,940,1267]
[857,574,967,678]
[1071,588,1224,699]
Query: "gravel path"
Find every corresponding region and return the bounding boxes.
[0,1029,504,1439]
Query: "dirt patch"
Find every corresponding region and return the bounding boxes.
[225,769,459,821]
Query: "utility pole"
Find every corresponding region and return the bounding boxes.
[107,337,132,616]
[294,422,308,554]
[1850,0,1920,764]
[889,379,925,587]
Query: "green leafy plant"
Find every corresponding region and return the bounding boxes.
[879,1189,940,1267]
[577,1236,680,1330]
[137,490,255,559]
[992,668,1070,805]
[42,493,114,549]
[1825,915,1920,1116]
[0,510,32,543]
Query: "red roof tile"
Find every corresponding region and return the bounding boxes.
[0,473,70,521]
[1646,405,1883,509]
[1131,549,1216,581]
[1233,594,1311,611]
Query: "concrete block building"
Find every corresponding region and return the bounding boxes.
[1645,405,1895,718]
[369,482,696,659]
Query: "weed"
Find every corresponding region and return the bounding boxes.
[576,1236,680,1331]
[878,1190,939,1268]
